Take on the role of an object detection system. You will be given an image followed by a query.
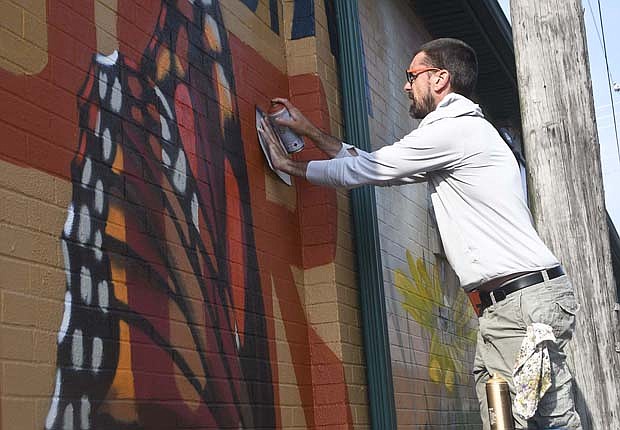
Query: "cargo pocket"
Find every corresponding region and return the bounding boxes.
[552,293,579,340]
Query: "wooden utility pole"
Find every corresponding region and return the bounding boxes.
[510,1,620,428]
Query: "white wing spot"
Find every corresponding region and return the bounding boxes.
[62,403,73,430]
[80,266,92,305]
[81,158,92,186]
[161,116,171,141]
[234,321,240,350]
[102,128,112,161]
[94,180,104,214]
[172,150,187,193]
[191,193,199,232]
[63,204,75,237]
[98,280,108,312]
[61,239,71,287]
[92,337,103,372]
[58,291,72,344]
[162,148,171,167]
[94,230,102,261]
[110,77,122,113]
[80,396,90,429]
[98,71,108,100]
[72,329,84,369]
[154,85,173,118]
[44,371,62,429]
[95,111,101,137]
[78,205,91,244]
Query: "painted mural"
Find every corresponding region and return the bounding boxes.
[394,251,477,392]
[0,0,357,429]
[45,1,277,428]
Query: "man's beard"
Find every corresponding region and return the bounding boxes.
[409,89,435,119]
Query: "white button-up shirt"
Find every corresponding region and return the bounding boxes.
[306,93,559,290]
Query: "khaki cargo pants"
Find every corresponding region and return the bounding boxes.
[473,275,582,429]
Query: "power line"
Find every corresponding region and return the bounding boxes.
[586,0,606,65]
[596,0,620,163]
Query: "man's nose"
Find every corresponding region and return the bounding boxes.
[404,81,412,92]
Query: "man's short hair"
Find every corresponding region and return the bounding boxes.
[415,38,478,98]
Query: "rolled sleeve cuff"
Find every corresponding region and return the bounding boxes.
[306,159,332,186]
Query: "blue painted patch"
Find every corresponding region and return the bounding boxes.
[323,0,339,56]
[240,0,258,12]
[291,0,316,40]
[270,0,279,34]
[241,0,279,35]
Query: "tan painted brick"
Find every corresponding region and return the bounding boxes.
[0,26,47,74]
[35,296,63,331]
[0,56,24,73]
[305,283,338,306]
[312,321,341,346]
[12,0,46,19]
[0,255,30,294]
[278,384,304,406]
[0,324,35,361]
[287,54,318,76]
[0,1,23,36]
[0,188,29,227]
[29,264,65,301]
[35,398,52,429]
[0,160,57,205]
[0,224,59,267]
[94,0,117,34]
[26,198,66,234]
[95,15,119,53]
[33,329,58,364]
[291,406,308,427]
[2,361,55,398]
[23,10,47,50]
[53,177,72,207]
[1,398,37,430]
[265,171,297,211]
[304,301,338,325]
[1,291,38,327]
[286,37,316,58]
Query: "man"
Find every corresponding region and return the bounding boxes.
[258,38,581,429]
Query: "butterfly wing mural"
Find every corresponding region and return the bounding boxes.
[45,1,273,428]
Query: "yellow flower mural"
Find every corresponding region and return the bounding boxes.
[394,250,477,392]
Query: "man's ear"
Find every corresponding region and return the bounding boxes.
[435,70,450,91]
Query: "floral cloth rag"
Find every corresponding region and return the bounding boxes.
[512,323,555,419]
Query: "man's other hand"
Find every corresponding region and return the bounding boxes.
[259,118,288,169]
[258,118,309,178]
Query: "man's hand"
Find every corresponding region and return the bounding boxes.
[258,118,308,177]
[271,98,349,159]
[271,98,320,138]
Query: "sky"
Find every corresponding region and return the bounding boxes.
[497,0,620,231]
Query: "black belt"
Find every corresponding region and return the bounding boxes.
[479,266,565,312]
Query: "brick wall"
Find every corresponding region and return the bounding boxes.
[0,1,367,429]
[357,0,481,428]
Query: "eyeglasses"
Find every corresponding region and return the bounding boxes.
[406,67,440,84]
